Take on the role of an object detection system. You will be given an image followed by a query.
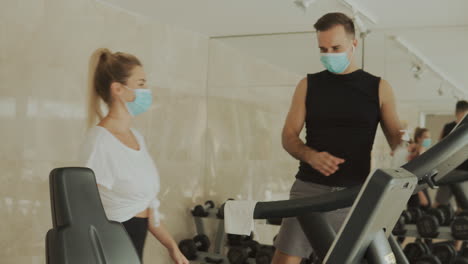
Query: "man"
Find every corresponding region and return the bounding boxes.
[440,100,468,140]
[272,13,402,264]
[434,100,468,209]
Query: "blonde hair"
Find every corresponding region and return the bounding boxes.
[87,48,142,127]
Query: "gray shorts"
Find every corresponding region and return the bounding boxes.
[435,170,468,206]
[273,179,351,258]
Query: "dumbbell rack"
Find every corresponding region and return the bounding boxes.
[193,208,226,256]
[394,210,468,263]
[399,224,456,240]
[180,201,256,264]
[194,210,257,264]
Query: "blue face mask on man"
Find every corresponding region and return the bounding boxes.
[320,45,355,74]
[124,86,153,116]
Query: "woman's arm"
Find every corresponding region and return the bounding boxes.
[417,191,429,207]
[148,222,178,251]
[148,209,189,264]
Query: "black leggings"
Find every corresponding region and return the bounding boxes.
[122,217,148,261]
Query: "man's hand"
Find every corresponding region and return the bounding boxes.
[306,150,345,176]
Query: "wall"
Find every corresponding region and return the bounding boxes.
[425,114,455,143]
[205,40,303,243]
[0,0,208,263]
[216,27,468,110]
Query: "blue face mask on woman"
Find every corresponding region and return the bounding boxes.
[124,86,153,116]
[320,45,355,74]
[421,138,432,148]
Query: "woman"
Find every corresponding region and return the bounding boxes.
[79,48,188,264]
[407,127,432,208]
[407,127,432,161]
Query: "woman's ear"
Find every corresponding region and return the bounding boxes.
[110,82,124,97]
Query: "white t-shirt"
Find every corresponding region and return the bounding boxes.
[78,126,161,227]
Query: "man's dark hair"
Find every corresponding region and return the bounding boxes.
[456,100,468,114]
[314,12,355,38]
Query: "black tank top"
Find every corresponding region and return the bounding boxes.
[441,122,468,171]
[296,69,381,187]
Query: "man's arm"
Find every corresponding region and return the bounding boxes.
[379,79,402,151]
[282,77,344,176]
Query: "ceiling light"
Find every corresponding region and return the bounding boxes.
[411,63,424,80]
[354,15,370,35]
[411,64,422,73]
[437,88,444,96]
[392,36,467,97]
[294,0,317,11]
[438,81,444,96]
[340,0,378,24]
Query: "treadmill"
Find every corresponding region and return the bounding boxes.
[44,115,467,263]
[224,114,468,264]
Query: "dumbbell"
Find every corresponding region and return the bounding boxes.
[392,214,408,237]
[417,205,454,238]
[192,200,215,217]
[393,208,419,237]
[216,198,234,219]
[452,211,468,240]
[454,257,468,264]
[454,242,468,264]
[266,218,283,226]
[404,240,431,262]
[408,207,424,224]
[227,240,259,264]
[204,257,224,264]
[178,234,211,260]
[299,251,319,264]
[431,242,457,264]
[256,245,275,264]
[438,205,455,225]
[227,233,254,247]
[409,240,442,264]
[401,209,413,224]
[414,254,442,264]
[308,251,320,264]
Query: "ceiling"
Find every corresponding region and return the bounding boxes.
[99,0,468,102]
[100,0,468,37]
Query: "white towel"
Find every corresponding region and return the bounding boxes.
[224,200,257,235]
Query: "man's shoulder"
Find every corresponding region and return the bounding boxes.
[302,71,328,86]
[307,70,328,78]
[444,121,457,129]
[442,121,457,138]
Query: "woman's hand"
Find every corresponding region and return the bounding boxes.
[147,219,190,264]
[169,247,189,264]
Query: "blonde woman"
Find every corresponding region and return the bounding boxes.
[406,127,431,208]
[79,48,188,264]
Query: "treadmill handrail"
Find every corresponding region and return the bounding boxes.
[436,170,468,185]
[403,115,468,184]
[252,185,361,219]
[233,116,467,222]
